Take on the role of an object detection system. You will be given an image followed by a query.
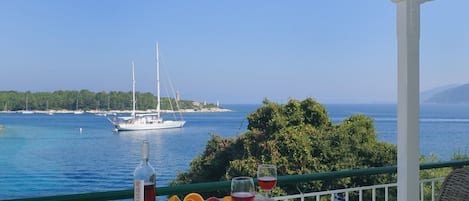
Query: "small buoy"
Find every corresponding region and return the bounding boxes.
[79,128,83,133]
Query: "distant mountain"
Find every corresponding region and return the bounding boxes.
[423,83,469,104]
[421,84,460,103]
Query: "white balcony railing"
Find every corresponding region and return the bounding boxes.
[273,177,445,201]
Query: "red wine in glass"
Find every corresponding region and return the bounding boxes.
[257,176,277,191]
[257,164,277,199]
[231,177,255,201]
[231,192,255,201]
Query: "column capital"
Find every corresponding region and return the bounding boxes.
[391,0,431,4]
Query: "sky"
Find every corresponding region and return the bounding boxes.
[0,0,468,104]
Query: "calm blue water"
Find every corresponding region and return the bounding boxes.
[0,104,468,200]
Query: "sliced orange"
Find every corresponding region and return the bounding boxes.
[169,195,181,201]
[183,192,204,201]
[221,196,232,201]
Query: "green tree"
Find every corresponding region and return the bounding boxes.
[172,98,397,199]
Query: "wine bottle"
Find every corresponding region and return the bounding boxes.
[134,140,156,201]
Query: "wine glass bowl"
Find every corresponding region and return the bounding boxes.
[257,164,277,198]
[231,176,256,201]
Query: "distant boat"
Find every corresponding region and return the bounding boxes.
[2,103,14,113]
[22,96,34,114]
[46,100,53,115]
[96,98,115,116]
[73,98,84,114]
[110,43,186,131]
[95,101,107,116]
[3,103,6,112]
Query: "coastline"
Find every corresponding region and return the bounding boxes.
[1,107,232,114]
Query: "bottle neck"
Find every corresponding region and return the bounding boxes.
[141,140,150,164]
[140,157,149,164]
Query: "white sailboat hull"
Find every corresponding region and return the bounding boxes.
[112,116,185,131]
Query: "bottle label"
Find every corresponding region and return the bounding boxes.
[134,180,144,201]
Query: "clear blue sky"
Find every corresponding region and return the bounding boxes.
[1,1,468,104]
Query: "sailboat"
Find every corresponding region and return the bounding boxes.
[22,96,34,114]
[73,98,84,114]
[46,100,53,115]
[95,101,107,116]
[2,102,14,113]
[110,43,186,131]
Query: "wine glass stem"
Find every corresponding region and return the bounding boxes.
[265,191,269,198]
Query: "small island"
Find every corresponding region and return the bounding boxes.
[0,90,231,113]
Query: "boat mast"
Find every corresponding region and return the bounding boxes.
[156,42,161,119]
[107,95,110,111]
[132,61,136,118]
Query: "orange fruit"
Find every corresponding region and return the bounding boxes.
[184,192,204,201]
[169,195,181,201]
[221,196,232,201]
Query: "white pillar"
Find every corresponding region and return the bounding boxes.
[390,0,429,200]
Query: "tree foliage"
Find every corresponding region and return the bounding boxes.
[0,90,219,111]
[172,98,398,198]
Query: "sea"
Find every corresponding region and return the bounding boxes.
[0,104,468,200]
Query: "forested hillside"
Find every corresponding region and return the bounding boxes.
[0,90,218,111]
[424,83,469,104]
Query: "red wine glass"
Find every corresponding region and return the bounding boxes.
[257,164,277,199]
[231,176,255,201]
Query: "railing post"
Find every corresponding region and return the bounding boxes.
[390,0,430,201]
